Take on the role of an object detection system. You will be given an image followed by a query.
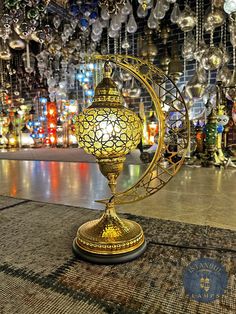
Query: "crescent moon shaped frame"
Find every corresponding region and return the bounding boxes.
[93,55,190,205]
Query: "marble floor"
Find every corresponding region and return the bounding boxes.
[0,150,235,231]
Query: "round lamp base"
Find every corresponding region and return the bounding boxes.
[72,238,147,264]
[72,203,147,264]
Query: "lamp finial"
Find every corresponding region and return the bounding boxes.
[103,61,112,78]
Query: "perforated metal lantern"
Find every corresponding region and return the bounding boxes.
[78,105,142,159]
[77,62,142,183]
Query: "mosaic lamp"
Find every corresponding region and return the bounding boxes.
[73,62,146,263]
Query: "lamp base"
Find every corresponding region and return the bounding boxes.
[72,202,146,264]
[72,238,147,264]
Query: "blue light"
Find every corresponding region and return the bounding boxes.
[39,97,47,104]
[87,63,95,70]
[76,72,84,81]
[85,71,93,78]
[90,11,98,20]
[80,18,89,30]
[217,125,224,133]
[70,4,80,16]
[83,77,90,83]
[85,89,94,97]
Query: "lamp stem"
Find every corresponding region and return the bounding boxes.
[104,201,117,217]
[98,158,125,196]
[107,173,118,194]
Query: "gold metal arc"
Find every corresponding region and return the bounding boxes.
[92,54,189,205]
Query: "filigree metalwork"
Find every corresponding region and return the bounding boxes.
[92,55,189,205]
[76,62,142,160]
[78,107,141,158]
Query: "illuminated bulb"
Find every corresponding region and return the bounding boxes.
[9,137,16,145]
[76,73,84,81]
[87,63,95,70]
[69,105,77,113]
[50,136,55,143]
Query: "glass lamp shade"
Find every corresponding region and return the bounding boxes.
[201,46,223,71]
[77,107,142,159]
[76,62,142,161]
[224,0,236,14]
[177,4,197,32]
[9,31,25,50]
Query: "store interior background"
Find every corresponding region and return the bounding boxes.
[0,0,235,153]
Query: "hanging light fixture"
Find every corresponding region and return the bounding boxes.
[0,40,11,61]
[168,42,183,83]
[8,31,25,50]
[140,28,158,62]
[22,42,35,73]
[201,4,224,71]
[226,15,236,101]
[99,0,126,14]
[147,111,158,145]
[224,0,236,14]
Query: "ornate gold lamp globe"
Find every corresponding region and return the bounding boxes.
[73,62,146,263]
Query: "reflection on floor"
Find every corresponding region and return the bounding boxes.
[0,158,235,231]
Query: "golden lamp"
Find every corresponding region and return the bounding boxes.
[73,55,189,264]
[73,62,146,263]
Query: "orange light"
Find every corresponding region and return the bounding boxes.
[149,122,157,131]
[50,136,55,143]
[147,124,158,145]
